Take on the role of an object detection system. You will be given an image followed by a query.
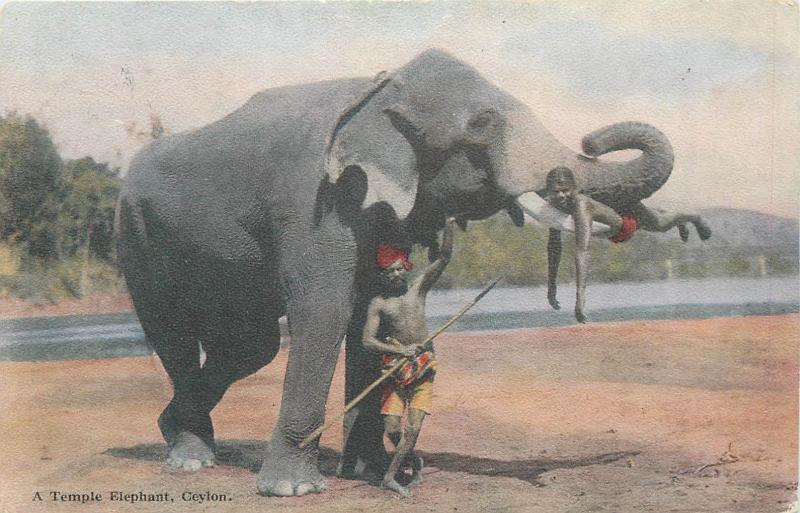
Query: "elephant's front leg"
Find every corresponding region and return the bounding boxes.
[257,275,353,497]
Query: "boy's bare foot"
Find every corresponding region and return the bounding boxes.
[677,223,689,242]
[382,477,412,498]
[695,220,712,241]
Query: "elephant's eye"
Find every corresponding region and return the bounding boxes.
[464,110,502,147]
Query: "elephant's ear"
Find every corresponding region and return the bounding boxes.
[324,76,418,219]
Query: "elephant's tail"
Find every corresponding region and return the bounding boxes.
[577,122,674,208]
[114,192,147,271]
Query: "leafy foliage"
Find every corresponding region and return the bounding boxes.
[0,113,61,248]
[0,113,124,302]
[55,157,120,261]
[411,214,797,289]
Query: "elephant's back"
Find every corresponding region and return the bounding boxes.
[120,78,371,258]
[124,79,371,213]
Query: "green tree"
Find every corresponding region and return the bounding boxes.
[724,254,751,275]
[766,254,799,275]
[56,157,120,259]
[55,157,121,294]
[0,113,61,251]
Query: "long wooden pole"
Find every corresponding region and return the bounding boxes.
[299,276,503,449]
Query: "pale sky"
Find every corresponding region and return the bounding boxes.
[1,1,798,218]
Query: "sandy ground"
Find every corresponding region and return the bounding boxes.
[1,315,797,513]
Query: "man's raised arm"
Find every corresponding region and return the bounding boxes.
[416,217,455,295]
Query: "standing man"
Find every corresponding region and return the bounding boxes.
[361,218,455,497]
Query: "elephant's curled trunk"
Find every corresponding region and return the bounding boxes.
[577,122,674,209]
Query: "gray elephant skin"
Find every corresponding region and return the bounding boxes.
[115,49,675,496]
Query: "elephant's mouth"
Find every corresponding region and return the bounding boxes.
[405,198,510,251]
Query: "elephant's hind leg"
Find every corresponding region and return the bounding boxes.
[143,314,215,471]
[135,311,216,471]
[632,203,712,241]
[160,309,282,471]
[119,197,217,468]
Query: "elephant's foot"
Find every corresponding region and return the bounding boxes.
[257,441,326,497]
[166,431,215,471]
[337,455,385,484]
[159,403,215,448]
[338,427,389,482]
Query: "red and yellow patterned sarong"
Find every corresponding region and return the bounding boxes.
[381,351,437,415]
[382,351,436,387]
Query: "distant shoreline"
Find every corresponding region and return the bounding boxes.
[1,274,798,321]
[0,294,133,320]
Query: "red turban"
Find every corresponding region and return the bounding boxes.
[609,216,638,243]
[376,245,412,271]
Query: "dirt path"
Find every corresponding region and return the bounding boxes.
[1,315,797,512]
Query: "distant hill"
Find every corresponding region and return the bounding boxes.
[425,207,799,289]
[652,208,799,257]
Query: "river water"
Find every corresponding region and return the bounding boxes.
[1,276,797,361]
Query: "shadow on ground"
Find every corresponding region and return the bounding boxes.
[105,440,639,487]
[420,450,640,487]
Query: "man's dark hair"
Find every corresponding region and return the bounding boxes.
[546,166,577,190]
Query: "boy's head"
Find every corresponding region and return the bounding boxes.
[376,245,412,291]
[545,166,577,211]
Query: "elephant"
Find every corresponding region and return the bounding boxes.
[115,49,683,496]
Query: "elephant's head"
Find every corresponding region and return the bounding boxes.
[324,49,674,247]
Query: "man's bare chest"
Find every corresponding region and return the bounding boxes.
[380,295,427,339]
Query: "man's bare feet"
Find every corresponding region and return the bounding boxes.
[382,477,412,498]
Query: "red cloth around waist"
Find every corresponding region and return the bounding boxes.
[382,351,436,387]
[609,215,638,243]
